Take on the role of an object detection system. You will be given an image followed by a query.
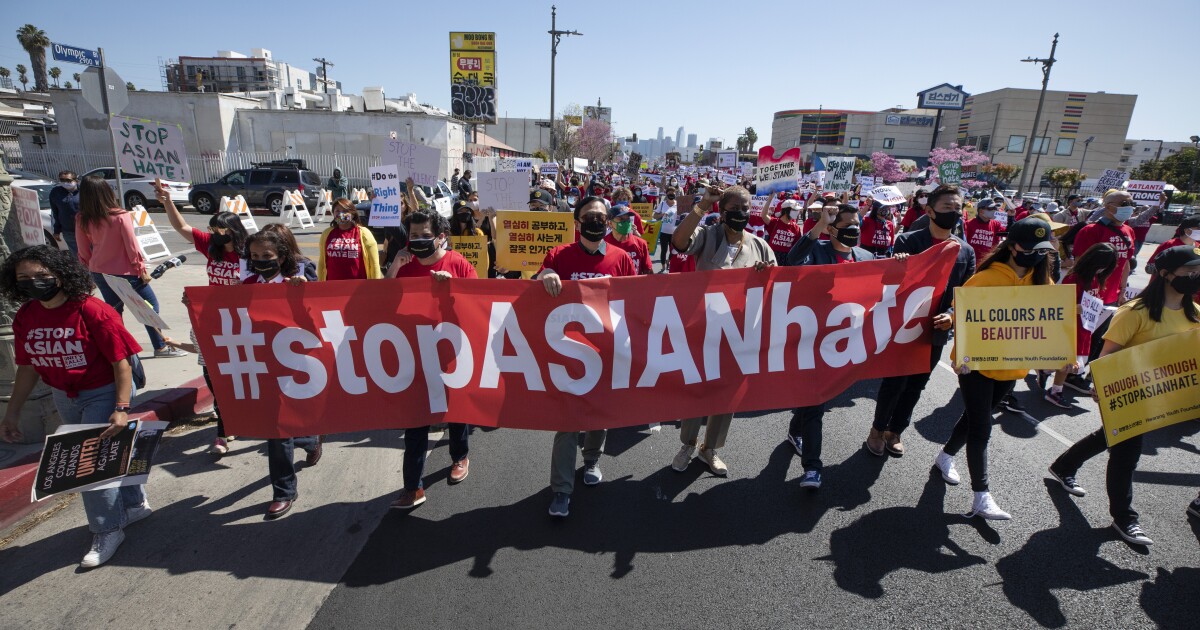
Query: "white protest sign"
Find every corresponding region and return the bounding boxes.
[1080,292,1117,333]
[539,162,559,178]
[825,157,856,193]
[719,172,737,186]
[750,195,771,215]
[572,158,589,174]
[515,158,534,173]
[740,162,754,177]
[382,140,442,188]
[995,210,1009,229]
[1095,169,1127,193]
[368,165,402,227]
[895,182,918,198]
[1126,180,1165,207]
[102,274,169,330]
[754,146,801,195]
[12,187,45,246]
[871,186,906,206]
[717,151,737,169]
[1124,285,1142,302]
[857,175,875,191]
[642,173,663,184]
[110,115,191,181]
[496,158,517,172]
[478,172,528,211]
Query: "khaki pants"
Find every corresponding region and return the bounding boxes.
[679,413,734,450]
[550,430,606,494]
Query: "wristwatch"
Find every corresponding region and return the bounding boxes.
[114,406,131,413]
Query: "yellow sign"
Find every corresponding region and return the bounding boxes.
[642,220,662,252]
[631,203,654,223]
[563,115,582,126]
[450,50,495,87]
[450,32,495,51]
[953,284,1076,371]
[450,234,489,278]
[1092,328,1200,446]
[494,211,575,271]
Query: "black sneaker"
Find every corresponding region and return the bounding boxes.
[1064,373,1092,395]
[1112,521,1153,546]
[1188,497,1200,519]
[1047,466,1086,496]
[998,395,1026,414]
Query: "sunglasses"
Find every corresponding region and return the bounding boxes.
[336,213,354,222]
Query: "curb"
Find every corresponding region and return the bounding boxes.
[0,376,212,536]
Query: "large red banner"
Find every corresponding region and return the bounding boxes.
[185,241,961,438]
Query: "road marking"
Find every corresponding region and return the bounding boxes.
[937,361,1073,447]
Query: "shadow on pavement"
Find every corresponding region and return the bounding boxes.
[994,479,1149,628]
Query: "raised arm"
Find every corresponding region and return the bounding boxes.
[155,178,196,243]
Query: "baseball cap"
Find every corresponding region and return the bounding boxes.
[1152,245,1200,273]
[529,189,555,206]
[452,199,472,214]
[976,199,996,211]
[781,199,799,210]
[1008,217,1056,251]
[1067,194,1081,202]
[608,204,637,220]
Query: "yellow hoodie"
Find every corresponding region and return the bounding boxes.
[953,260,1053,382]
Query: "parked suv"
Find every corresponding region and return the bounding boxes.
[190,160,322,215]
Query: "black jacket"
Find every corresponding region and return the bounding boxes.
[785,233,875,267]
[893,228,976,346]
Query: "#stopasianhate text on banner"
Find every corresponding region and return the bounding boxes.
[185,242,962,438]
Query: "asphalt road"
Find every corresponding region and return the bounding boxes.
[2,207,1195,629]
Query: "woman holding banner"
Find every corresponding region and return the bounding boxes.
[1048,245,1200,546]
[1040,243,1118,409]
[318,200,382,281]
[935,217,1057,520]
[389,210,478,510]
[0,245,147,568]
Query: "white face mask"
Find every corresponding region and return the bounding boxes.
[60,181,77,191]
[790,209,800,219]
[469,200,480,210]
[1187,229,1200,242]
[918,197,928,205]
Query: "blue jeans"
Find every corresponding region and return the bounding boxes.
[789,403,826,472]
[267,436,319,501]
[61,231,79,255]
[93,273,165,351]
[403,424,470,491]
[52,383,146,534]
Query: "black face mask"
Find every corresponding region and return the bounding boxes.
[723,210,749,232]
[408,238,437,258]
[579,219,608,242]
[1013,250,1047,268]
[930,210,962,230]
[835,225,861,247]
[250,259,281,278]
[1170,274,1200,296]
[210,232,231,247]
[17,278,61,302]
[455,212,472,223]
[667,194,676,200]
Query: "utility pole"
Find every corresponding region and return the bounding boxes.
[98,47,125,203]
[312,57,334,92]
[548,5,582,160]
[1190,135,1199,192]
[1016,33,1058,195]
[1030,119,1050,194]
[1078,135,1094,172]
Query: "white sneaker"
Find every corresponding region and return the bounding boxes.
[208,437,228,455]
[648,423,662,433]
[967,492,1011,520]
[935,452,961,485]
[671,445,695,472]
[697,447,728,476]
[80,529,126,568]
[125,502,152,527]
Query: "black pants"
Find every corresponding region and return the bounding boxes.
[788,403,826,472]
[943,371,1016,492]
[873,344,944,434]
[1053,429,1144,525]
[201,366,225,438]
[1088,301,1118,362]
[658,232,673,267]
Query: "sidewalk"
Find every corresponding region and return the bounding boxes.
[0,265,214,534]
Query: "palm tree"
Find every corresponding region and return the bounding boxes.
[63,80,72,89]
[0,66,9,89]
[15,63,27,91]
[49,66,61,88]
[15,24,50,92]
[73,72,80,83]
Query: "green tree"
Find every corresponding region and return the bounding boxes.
[15,24,49,92]
[73,72,80,83]
[49,66,60,88]
[854,157,873,174]
[15,63,27,91]
[63,80,72,89]
[1130,147,1198,191]
[1044,167,1087,198]
[126,81,136,91]
[531,149,550,162]
[981,162,1021,186]
[736,126,759,154]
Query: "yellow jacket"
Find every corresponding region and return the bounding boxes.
[954,261,1051,381]
[317,225,382,281]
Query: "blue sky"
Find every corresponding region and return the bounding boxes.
[5,0,1198,147]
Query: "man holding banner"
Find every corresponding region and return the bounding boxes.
[1049,245,1200,546]
[605,206,653,275]
[537,197,638,518]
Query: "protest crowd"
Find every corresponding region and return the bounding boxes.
[2,155,1198,571]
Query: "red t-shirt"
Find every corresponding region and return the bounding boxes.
[1148,237,1182,264]
[745,214,767,240]
[964,217,1004,262]
[393,250,477,279]
[1014,208,1030,223]
[192,228,245,286]
[604,233,652,274]
[1064,273,1103,356]
[900,205,923,231]
[860,215,895,250]
[802,217,831,241]
[539,242,638,280]
[1071,222,1137,304]
[14,297,142,397]
[765,220,802,255]
[669,252,696,273]
[324,225,366,280]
